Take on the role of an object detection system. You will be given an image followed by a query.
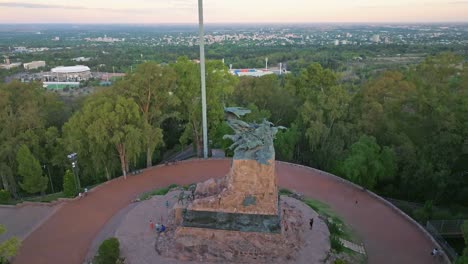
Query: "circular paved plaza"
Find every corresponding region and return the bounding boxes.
[13,159,440,264]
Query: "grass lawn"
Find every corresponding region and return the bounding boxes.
[279,189,367,263]
[139,184,179,200]
[23,192,66,203]
[1,192,67,205]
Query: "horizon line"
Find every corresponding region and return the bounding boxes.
[1,21,468,25]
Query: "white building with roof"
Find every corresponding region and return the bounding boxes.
[47,65,91,82]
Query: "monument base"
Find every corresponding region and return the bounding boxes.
[182,209,281,233]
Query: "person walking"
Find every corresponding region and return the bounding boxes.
[149,220,154,231]
[309,218,314,230]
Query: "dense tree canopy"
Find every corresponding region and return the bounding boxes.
[0,81,67,198]
[337,135,396,190]
[0,53,467,215]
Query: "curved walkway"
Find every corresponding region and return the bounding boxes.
[13,159,438,264]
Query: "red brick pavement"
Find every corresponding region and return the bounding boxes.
[13,159,436,264]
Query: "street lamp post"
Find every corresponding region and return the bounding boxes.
[67,153,81,192]
[198,0,208,159]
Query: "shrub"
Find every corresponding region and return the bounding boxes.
[0,225,21,264]
[63,170,77,198]
[94,237,120,264]
[330,235,344,253]
[327,220,344,237]
[333,259,346,264]
[0,190,10,204]
[279,188,293,196]
[168,183,178,189]
[139,184,179,200]
[413,200,433,223]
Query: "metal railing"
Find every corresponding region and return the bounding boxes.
[426,221,460,262]
[427,220,465,237]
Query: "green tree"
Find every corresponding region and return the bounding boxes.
[232,75,296,125]
[0,225,21,264]
[62,109,118,183]
[0,164,13,198]
[62,170,77,198]
[64,91,143,179]
[116,62,178,167]
[0,82,48,197]
[338,135,396,190]
[456,221,468,264]
[16,145,48,195]
[173,57,237,157]
[274,123,300,162]
[287,63,352,169]
[0,190,10,204]
[413,200,433,223]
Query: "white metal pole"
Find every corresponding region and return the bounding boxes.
[198,0,208,159]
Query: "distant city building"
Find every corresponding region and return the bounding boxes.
[370,34,380,43]
[29,47,49,52]
[12,47,49,53]
[334,40,339,46]
[229,64,289,77]
[13,46,28,53]
[384,37,390,44]
[0,62,21,69]
[24,61,46,70]
[85,35,125,43]
[230,69,275,77]
[0,56,21,69]
[72,57,91,62]
[53,36,60,41]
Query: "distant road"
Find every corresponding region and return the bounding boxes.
[14,159,438,264]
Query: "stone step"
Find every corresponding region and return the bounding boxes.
[339,238,366,255]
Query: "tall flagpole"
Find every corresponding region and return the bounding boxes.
[198,0,208,158]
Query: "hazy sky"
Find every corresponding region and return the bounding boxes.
[0,0,467,24]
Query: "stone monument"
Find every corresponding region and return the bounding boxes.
[182,107,285,233]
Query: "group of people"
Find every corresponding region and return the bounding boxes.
[78,188,88,198]
[149,220,166,234]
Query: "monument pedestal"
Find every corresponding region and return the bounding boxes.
[182,159,280,233]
